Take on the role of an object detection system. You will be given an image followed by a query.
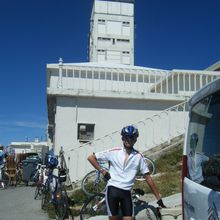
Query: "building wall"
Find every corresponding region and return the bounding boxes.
[52,95,186,181]
[54,96,181,152]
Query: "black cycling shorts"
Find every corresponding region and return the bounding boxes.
[106,185,134,217]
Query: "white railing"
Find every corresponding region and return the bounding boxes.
[63,101,188,183]
[47,64,220,98]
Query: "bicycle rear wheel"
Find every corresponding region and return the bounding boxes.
[54,189,67,219]
[81,170,107,196]
[136,157,156,181]
[80,193,107,220]
[54,187,74,220]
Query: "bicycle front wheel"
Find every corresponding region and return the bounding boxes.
[30,169,39,183]
[81,170,107,196]
[34,184,42,200]
[80,193,107,220]
[136,157,156,181]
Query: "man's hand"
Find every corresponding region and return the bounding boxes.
[157,199,166,208]
[103,171,111,182]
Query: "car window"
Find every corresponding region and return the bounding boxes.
[187,90,220,191]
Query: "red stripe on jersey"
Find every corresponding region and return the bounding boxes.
[109,147,121,152]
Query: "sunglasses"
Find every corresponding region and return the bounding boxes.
[123,136,137,142]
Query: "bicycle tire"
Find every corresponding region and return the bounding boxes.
[54,188,74,220]
[15,171,22,186]
[80,193,107,220]
[0,171,10,189]
[81,170,107,196]
[41,190,50,210]
[30,169,39,183]
[136,156,156,181]
[34,185,42,200]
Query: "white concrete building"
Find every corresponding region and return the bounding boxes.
[46,0,220,182]
[89,0,134,65]
[10,140,48,155]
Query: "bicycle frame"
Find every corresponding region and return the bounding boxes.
[43,167,64,205]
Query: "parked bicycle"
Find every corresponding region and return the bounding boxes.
[31,164,47,199]
[41,156,74,220]
[15,162,23,186]
[80,188,161,220]
[81,156,156,196]
[0,163,10,189]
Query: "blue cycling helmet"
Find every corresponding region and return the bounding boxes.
[47,155,58,168]
[121,125,139,138]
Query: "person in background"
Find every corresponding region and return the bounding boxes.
[0,147,8,166]
[88,125,166,220]
[188,133,209,184]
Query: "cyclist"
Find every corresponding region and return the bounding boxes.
[88,125,166,220]
[0,147,8,166]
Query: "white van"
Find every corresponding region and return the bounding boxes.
[182,77,220,219]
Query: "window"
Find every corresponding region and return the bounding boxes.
[97,37,111,41]
[98,19,105,23]
[122,21,130,25]
[78,124,95,143]
[187,91,220,191]
[117,39,130,43]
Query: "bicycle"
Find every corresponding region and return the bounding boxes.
[135,156,156,181]
[80,188,160,220]
[32,164,47,199]
[0,164,10,189]
[15,162,23,186]
[41,166,74,220]
[81,156,156,196]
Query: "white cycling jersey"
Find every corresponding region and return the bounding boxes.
[95,146,149,191]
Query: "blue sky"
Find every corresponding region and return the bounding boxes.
[0,0,220,146]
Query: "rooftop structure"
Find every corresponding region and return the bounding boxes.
[89,0,134,65]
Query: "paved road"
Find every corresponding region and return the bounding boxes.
[0,186,49,220]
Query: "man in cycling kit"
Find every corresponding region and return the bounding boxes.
[88,125,166,220]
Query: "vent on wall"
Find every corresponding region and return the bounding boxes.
[78,123,95,143]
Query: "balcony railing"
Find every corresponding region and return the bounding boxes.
[47,63,220,98]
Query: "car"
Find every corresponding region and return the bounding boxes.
[182,77,220,219]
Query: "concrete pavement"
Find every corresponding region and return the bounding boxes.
[0,186,49,220]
